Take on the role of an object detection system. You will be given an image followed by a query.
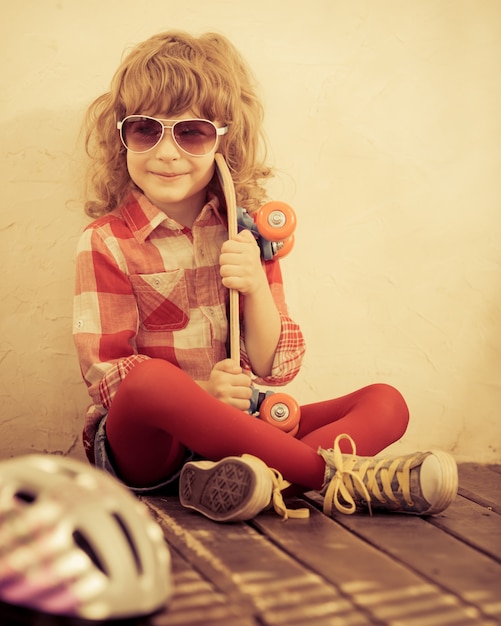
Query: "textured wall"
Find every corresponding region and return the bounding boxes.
[1,1,500,462]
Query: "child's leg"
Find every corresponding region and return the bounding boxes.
[105,359,408,491]
[297,384,409,456]
[105,359,326,490]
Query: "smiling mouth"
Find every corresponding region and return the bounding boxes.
[153,171,185,178]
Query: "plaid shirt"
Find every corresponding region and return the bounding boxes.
[73,190,306,458]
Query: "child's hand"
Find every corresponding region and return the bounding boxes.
[204,359,253,410]
[220,230,267,296]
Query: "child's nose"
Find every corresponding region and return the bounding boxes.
[156,129,182,158]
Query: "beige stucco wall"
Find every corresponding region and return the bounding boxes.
[1,1,500,462]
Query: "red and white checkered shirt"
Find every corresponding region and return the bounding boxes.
[73,190,306,458]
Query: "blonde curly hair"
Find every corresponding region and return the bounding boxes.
[83,30,273,217]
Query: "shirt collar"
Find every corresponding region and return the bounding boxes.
[120,189,225,243]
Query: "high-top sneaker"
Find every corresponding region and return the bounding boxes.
[179,454,309,522]
[318,434,458,516]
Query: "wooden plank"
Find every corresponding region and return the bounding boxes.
[150,545,256,626]
[144,496,372,626]
[427,494,501,562]
[255,497,493,625]
[458,464,501,514]
[303,492,501,623]
[144,498,256,626]
[487,464,501,477]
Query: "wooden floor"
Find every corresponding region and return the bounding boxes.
[142,463,501,626]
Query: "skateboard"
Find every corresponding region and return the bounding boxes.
[215,153,300,436]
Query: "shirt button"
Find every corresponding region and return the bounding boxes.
[76,319,84,329]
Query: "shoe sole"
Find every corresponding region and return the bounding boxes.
[179,457,271,522]
[424,450,459,514]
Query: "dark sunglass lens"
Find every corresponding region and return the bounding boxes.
[173,120,216,155]
[123,118,163,151]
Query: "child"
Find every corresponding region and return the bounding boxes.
[74,30,458,522]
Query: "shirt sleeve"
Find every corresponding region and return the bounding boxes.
[240,258,306,386]
[73,225,149,416]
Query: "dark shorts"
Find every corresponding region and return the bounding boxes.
[93,415,196,495]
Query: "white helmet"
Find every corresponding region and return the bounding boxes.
[0,454,171,621]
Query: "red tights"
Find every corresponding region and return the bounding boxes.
[105,359,409,491]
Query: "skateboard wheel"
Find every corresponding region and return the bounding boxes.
[272,234,295,259]
[259,393,300,435]
[256,202,296,242]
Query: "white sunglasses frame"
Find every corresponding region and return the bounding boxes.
[117,115,229,156]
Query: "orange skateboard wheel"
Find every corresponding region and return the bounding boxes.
[256,202,296,242]
[259,393,300,436]
[273,234,295,259]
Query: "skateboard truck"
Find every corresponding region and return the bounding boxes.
[236,206,295,260]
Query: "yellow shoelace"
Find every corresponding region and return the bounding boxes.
[322,434,414,516]
[269,468,310,521]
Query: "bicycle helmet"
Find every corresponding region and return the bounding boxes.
[0,454,172,621]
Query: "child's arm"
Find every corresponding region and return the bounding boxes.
[220,229,280,377]
[219,229,305,382]
[240,266,282,378]
[73,226,148,415]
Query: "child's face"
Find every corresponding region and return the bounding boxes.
[125,112,221,226]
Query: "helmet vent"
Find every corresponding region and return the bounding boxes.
[112,513,143,574]
[14,490,37,504]
[73,530,109,575]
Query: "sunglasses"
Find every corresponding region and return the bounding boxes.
[117,115,228,156]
